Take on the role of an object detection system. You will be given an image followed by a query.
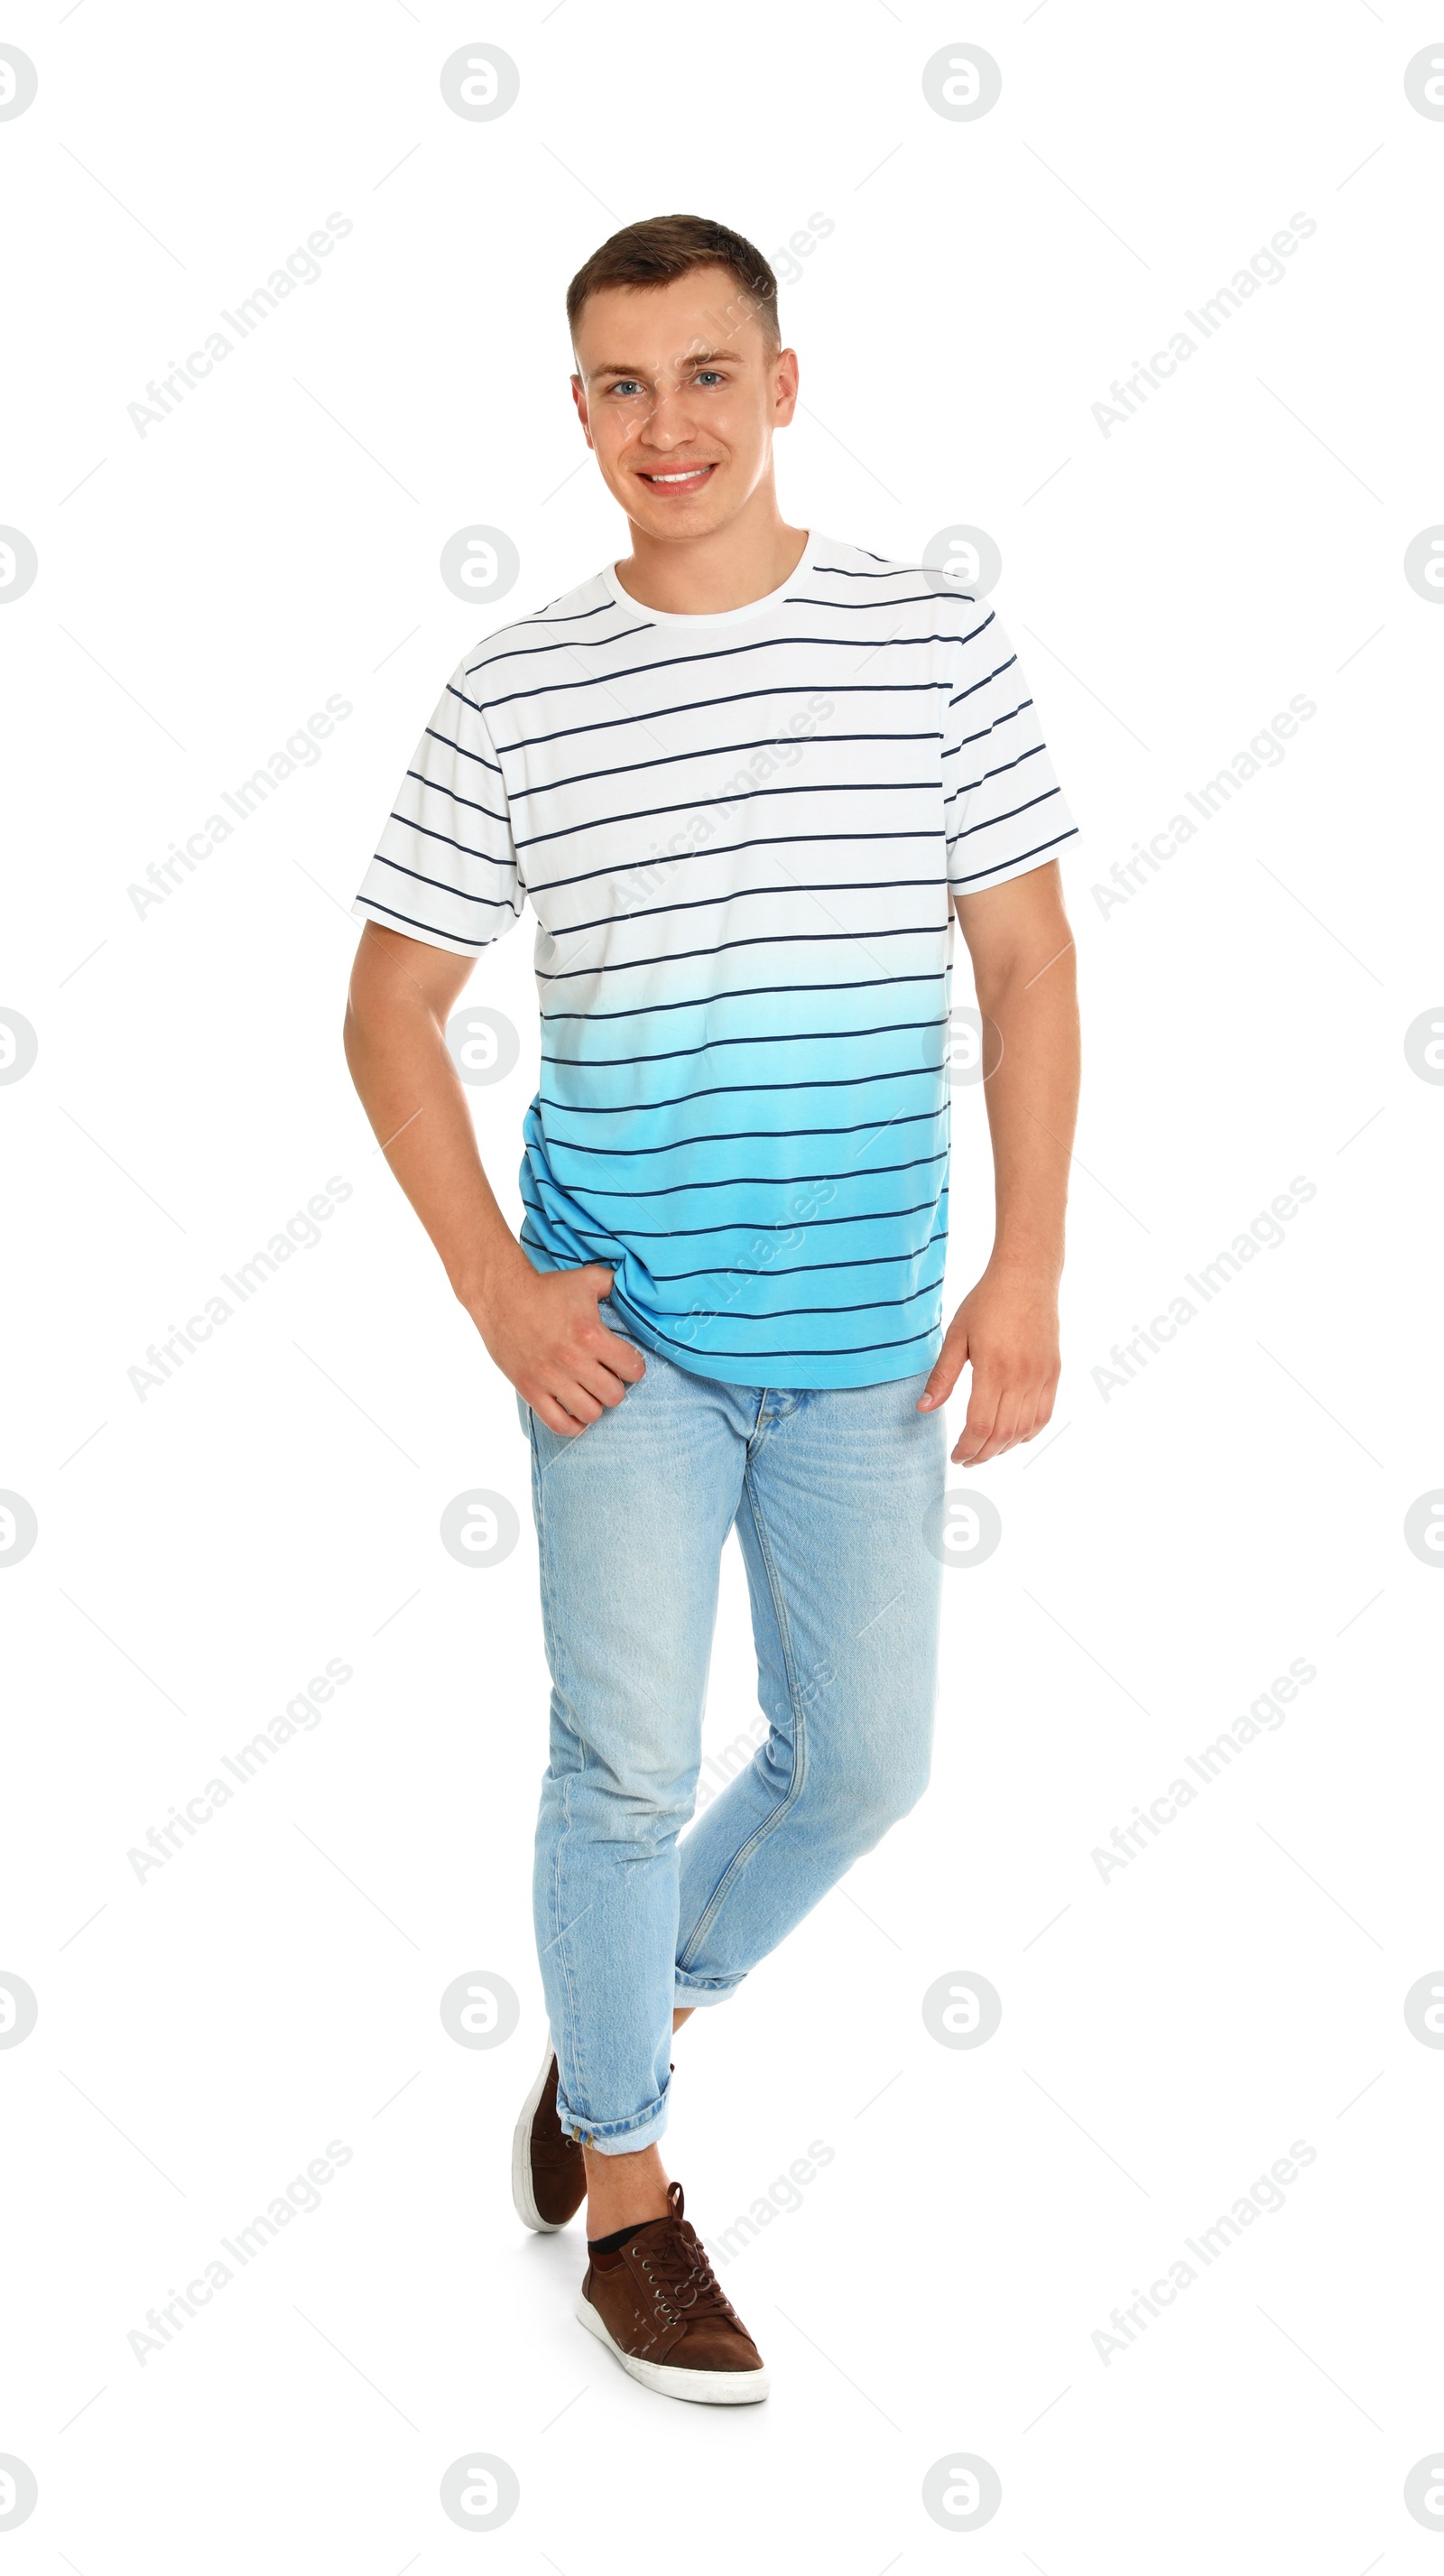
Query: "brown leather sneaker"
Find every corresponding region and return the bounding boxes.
[511,2036,586,2232]
[576,2181,769,2403]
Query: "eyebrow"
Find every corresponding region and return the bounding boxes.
[588,347,745,380]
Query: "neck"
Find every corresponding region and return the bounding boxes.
[614,492,810,616]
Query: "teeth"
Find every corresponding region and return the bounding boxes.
[648,468,708,482]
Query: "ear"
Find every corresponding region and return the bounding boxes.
[772,346,800,429]
[570,373,594,448]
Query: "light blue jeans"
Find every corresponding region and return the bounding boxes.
[521,1309,946,2154]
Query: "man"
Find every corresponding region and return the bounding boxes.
[344,213,1080,2405]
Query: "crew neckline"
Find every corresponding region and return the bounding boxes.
[601,531,816,627]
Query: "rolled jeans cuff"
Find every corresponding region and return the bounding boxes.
[673,1971,742,2006]
[555,2088,669,2156]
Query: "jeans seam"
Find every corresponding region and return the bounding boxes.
[675,1463,810,1970]
[530,1403,587,2121]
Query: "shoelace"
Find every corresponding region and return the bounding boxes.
[634,2191,733,2322]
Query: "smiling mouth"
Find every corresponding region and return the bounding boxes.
[637,463,717,491]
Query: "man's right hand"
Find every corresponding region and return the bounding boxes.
[472,1260,646,1436]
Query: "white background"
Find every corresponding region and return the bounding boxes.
[4,2,1443,2567]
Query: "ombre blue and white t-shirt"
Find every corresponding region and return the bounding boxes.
[353,533,1078,1389]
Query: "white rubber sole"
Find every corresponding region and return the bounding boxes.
[576,2289,770,2404]
[511,2034,570,2233]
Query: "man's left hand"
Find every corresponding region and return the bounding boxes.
[918,1266,1061,1466]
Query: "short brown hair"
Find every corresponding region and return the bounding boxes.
[566,213,780,357]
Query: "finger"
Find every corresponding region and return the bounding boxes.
[591,1323,647,1383]
[918,1321,968,1411]
[955,1385,1000,1464]
[528,1388,590,1437]
[553,1379,605,1428]
[1016,1376,1060,1445]
[570,1357,636,1409]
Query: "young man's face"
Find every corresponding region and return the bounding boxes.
[570,263,798,542]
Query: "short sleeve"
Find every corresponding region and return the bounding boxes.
[353,654,524,955]
[943,600,1079,894]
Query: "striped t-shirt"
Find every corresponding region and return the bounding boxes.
[353,532,1078,1389]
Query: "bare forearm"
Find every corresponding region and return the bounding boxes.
[341,922,644,1434]
[975,943,1079,1281]
[343,984,529,1312]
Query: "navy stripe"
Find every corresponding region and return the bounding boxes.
[606,1291,941,1364]
[506,727,940,804]
[465,618,655,678]
[540,970,949,1024]
[538,922,953,983]
[356,895,509,946]
[367,852,517,909]
[494,680,949,758]
[541,1105,943,1161]
[540,1060,937,1116]
[512,772,942,858]
[421,721,502,774]
[942,741,1045,798]
[538,827,943,902]
[622,1274,950,1325]
[524,1148,949,1202]
[653,1235,948,1282]
[385,811,514,867]
[950,825,1077,885]
[542,1013,948,1070]
[554,876,944,938]
[472,630,992,719]
[941,699,1032,757]
[518,1190,949,1243]
[950,783,1062,845]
